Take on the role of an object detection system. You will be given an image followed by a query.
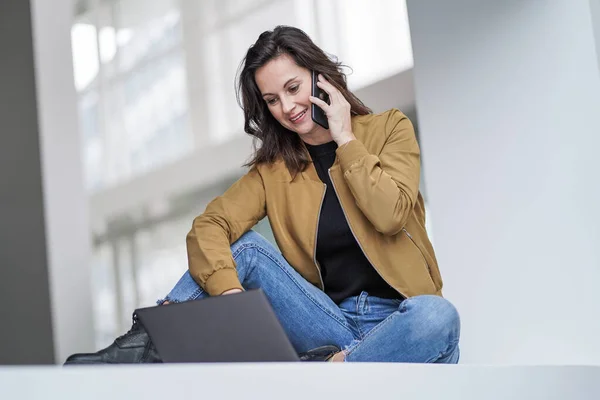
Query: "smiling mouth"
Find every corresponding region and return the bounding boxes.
[290,109,307,122]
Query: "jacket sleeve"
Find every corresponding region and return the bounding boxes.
[336,110,420,236]
[186,166,267,296]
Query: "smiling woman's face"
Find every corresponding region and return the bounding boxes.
[254,53,331,145]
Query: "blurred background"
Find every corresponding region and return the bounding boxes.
[69,0,419,349]
[2,0,600,366]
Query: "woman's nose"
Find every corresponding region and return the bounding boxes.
[280,97,295,114]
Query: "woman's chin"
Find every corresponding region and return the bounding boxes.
[283,119,319,137]
[295,122,318,135]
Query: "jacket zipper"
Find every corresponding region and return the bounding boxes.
[313,183,327,290]
[328,169,406,298]
[403,228,432,274]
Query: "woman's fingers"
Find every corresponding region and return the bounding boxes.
[309,95,329,110]
[317,74,346,105]
[316,74,337,96]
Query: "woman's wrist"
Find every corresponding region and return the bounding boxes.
[335,132,356,147]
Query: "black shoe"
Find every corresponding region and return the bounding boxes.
[298,345,340,362]
[64,313,162,365]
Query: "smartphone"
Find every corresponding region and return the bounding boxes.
[311,70,330,129]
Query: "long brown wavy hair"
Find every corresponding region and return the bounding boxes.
[236,26,371,177]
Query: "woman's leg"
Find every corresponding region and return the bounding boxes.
[340,294,460,363]
[66,230,458,364]
[160,230,355,353]
[65,230,357,364]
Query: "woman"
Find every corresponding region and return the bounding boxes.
[66,25,460,364]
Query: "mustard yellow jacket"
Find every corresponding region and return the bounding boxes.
[186,109,443,298]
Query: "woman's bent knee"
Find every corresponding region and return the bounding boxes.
[404,295,461,338]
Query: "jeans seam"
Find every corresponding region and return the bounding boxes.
[186,287,205,301]
[231,242,352,333]
[158,285,205,305]
[354,316,366,339]
[344,308,401,358]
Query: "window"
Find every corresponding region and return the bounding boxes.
[72,0,191,192]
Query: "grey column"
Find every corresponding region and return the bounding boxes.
[0,0,94,364]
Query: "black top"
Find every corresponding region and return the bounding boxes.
[305,141,402,304]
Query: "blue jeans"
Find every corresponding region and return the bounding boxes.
[160,231,460,363]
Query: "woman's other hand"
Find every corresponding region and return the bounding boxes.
[221,288,243,295]
[221,288,242,296]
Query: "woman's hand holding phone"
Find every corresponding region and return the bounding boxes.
[309,73,356,147]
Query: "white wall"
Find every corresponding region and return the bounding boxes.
[408,0,600,364]
[592,0,600,68]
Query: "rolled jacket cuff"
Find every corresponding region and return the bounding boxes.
[204,268,243,296]
[336,139,370,172]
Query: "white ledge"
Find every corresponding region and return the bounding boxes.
[1,363,599,399]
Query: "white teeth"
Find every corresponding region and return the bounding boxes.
[291,110,306,122]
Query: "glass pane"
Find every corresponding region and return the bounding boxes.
[78,90,105,191]
[136,215,192,306]
[336,0,413,89]
[91,243,118,349]
[114,0,182,74]
[71,17,99,92]
[116,237,136,330]
[121,50,191,177]
[203,0,298,143]
[95,50,191,188]
[222,0,272,21]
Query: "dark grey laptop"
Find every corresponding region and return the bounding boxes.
[135,289,299,363]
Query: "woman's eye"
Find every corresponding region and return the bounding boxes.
[266,98,278,105]
[289,85,299,93]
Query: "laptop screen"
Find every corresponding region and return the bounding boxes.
[136,289,299,363]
